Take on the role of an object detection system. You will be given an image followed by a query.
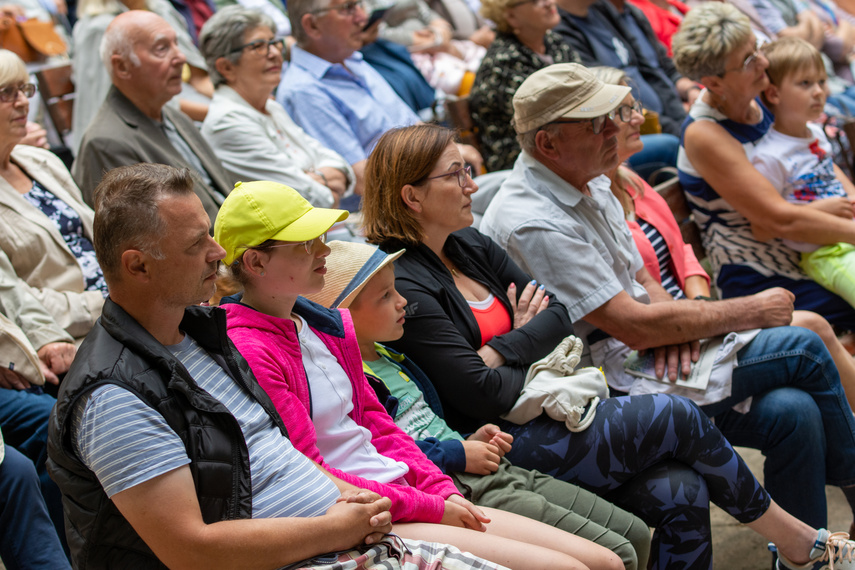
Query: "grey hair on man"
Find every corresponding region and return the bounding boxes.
[198,5,276,87]
[288,0,328,46]
[92,164,195,283]
[99,19,141,77]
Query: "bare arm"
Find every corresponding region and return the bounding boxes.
[684,119,855,245]
[683,275,711,300]
[111,465,393,570]
[583,285,795,351]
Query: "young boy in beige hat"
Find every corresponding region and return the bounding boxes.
[306,240,652,570]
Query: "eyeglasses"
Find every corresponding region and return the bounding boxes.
[614,101,643,122]
[229,37,286,57]
[424,165,473,188]
[542,110,617,135]
[0,83,35,103]
[264,233,328,255]
[720,39,765,75]
[309,0,363,16]
[508,0,553,8]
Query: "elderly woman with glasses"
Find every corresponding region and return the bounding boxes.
[469,0,579,172]
[674,2,855,328]
[0,49,106,348]
[199,5,356,207]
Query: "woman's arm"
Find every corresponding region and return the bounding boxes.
[477,230,574,366]
[389,286,526,422]
[684,119,855,245]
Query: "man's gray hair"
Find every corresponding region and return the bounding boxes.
[516,123,560,155]
[289,0,330,46]
[99,20,141,78]
[198,5,276,88]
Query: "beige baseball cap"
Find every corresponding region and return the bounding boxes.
[512,63,632,134]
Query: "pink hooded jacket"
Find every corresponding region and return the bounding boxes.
[223,297,460,523]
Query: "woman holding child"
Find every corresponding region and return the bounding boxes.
[596,64,855,411]
[360,122,855,569]
[673,2,855,328]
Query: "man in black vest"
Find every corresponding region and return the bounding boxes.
[45,164,401,569]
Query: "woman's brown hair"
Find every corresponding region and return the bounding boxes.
[362,124,457,245]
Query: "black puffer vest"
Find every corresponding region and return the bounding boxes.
[47,300,290,569]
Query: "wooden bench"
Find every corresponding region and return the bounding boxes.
[35,62,74,147]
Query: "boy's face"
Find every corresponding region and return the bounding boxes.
[773,65,828,123]
[349,264,408,344]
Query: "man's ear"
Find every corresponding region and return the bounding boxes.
[121,249,151,283]
[400,184,423,214]
[534,129,559,160]
[301,12,322,41]
[112,54,133,81]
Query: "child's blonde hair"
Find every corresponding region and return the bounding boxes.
[761,37,826,107]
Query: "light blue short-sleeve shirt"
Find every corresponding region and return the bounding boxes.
[480,151,648,389]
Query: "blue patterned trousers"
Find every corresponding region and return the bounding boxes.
[500,394,770,570]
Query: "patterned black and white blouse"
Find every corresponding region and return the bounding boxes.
[23,180,108,296]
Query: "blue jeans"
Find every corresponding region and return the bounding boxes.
[700,326,855,529]
[0,388,68,555]
[626,133,680,183]
[0,445,70,570]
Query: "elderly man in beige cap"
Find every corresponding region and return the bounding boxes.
[480,62,855,557]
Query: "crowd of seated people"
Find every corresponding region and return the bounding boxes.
[7,0,855,566]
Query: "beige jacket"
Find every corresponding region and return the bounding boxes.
[0,145,104,339]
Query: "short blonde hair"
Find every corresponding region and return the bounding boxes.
[0,50,29,88]
[479,0,518,34]
[672,3,753,81]
[762,37,825,88]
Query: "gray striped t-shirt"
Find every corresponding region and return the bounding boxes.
[72,333,340,518]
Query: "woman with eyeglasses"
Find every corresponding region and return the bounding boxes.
[0,49,106,346]
[199,6,356,207]
[469,0,579,172]
[673,2,855,329]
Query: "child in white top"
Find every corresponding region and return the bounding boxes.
[753,37,855,307]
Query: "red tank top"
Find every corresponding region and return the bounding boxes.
[468,293,512,347]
